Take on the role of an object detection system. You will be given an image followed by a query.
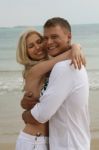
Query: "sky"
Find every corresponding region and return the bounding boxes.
[0,0,99,27]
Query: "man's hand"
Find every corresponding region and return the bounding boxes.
[21,91,39,110]
[22,110,41,125]
[70,44,86,69]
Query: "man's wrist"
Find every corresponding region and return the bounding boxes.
[22,109,40,125]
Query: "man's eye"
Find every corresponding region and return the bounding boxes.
[52,35,58,39]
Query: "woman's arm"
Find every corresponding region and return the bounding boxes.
[70,44,86,69]
[21,44,85,110]
[27,44,85,78]
[24,49,71,92]
[28,49,71,77]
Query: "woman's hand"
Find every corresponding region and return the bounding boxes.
[70,44,86,69]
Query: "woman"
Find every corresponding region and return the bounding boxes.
[16,29,85,150]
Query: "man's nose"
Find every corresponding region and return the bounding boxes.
[47,38,53,44]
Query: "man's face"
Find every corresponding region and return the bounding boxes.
[43,25,71,57]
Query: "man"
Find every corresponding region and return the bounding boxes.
[22,17,90,150]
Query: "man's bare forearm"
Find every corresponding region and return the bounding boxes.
[21,98,37,110]
[21,92,40,125]
[21,92,39,110]
[22,110,41,125]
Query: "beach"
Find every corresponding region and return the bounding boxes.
[0,90,99,150]
[0,24,99,149]
[0,91,24,150]
[0,139,99,150]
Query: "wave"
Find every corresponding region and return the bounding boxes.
[88,70,99,90]
[0,78,23,95]
[0,70,99,95]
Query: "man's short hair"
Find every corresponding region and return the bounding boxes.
[44,17,71,32]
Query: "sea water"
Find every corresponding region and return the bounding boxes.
[0,24,99,93]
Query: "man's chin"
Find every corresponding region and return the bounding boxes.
[47,51,56,57]
[48,53,56,57]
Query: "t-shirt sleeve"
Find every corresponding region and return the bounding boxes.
[31,62,73,123]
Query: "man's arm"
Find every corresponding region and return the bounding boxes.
[21,91,41,125]
[22,110,41,125]
[21,92,39,110]
[23,61,73,124]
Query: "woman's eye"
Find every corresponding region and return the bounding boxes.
[37,39,43,44]
[27,44,34,48]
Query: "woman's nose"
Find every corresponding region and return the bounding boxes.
[35,44,40,49]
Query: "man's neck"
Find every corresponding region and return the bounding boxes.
[65,45,72,51]
[57,45,71,56]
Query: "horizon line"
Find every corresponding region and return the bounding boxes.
[0,22,99,28]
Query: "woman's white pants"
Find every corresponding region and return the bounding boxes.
[16,131,49,150]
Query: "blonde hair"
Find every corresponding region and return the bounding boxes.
[16,29,48,79]
[16,29,44,65]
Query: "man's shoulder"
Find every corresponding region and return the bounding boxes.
[50,60,71,76]
[51,60,87,76]
[53,60,71,68]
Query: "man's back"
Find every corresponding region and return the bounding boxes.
[48,60,90,150]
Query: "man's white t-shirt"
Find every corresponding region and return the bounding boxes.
[31,60,90,150]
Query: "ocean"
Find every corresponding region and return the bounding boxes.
[0,24,99,93]
[0,24,99,142]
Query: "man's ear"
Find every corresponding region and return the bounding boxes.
[68,32,72,40]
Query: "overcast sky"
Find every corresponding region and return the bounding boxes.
[0,0,99,27]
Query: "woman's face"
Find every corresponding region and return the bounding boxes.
[26,33,47,61]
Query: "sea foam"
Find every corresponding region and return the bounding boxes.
[0,70,99,95]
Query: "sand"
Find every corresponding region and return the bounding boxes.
[0,143,15,150]
[0,138,99,150]
[0,90,99,150]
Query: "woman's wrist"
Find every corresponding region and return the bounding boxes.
[71,43,81,50]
